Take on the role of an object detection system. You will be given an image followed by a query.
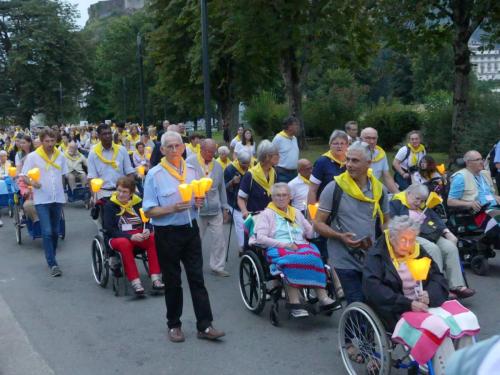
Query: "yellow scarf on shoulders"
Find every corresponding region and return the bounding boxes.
[249,163,275,196]
[128,134,140,144]
[35,146,61,170]
[384,229,420,269]
[216,157,231,170]
[334,169,384,223]
[187,143,200,155]
[299,175,311,185]
[392,191,410,208]
[232,135,241,143]
[407,143,426,166]
[372,145,386,163]
[64,150,82,162]
[277,130,293,140]
[322,151,346,168]
[94,142,120,170]
[110,192,142,216]
[160,157,187,183]
[267,202,296,223]
[232,159,246,175]
[197,152,214,176]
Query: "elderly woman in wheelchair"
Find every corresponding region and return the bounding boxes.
[248,182,338,319]
[338,215,479,375]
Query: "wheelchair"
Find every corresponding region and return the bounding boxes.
[65,183,91,209]
[12,190,65,245]
[0,176,16,218]
[238,235,342,326]
[338,302,438,375]
[90,198,154,297]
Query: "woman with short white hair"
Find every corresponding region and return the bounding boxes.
[216,145,231,170]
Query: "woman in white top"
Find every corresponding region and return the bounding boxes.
[234,128,256,159]
[393,130,426,190]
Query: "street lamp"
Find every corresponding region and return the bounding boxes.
[136,33,146,126]
[200,0,212,138]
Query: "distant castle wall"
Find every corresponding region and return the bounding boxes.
[88,0,145,23]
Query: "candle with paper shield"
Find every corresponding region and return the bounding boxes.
[191,179,205,198]
[307,203,319,220]
[407,257,432,294]
[199,177,213,194]
[145,146,152,160]
[436,164,446,175]
[137,165,145,178]
[178,183,193,227]
[8,167,17,178]
[90,178,104,193]
[27,168,40,183]
[139,208,149,230]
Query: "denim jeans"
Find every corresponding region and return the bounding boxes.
[35,203,63,268]
[335,268,364,304]
[275,167,298,183]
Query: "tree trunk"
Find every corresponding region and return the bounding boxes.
[449,3,472,161]
[281,47,306,149]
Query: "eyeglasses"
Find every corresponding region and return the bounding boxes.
[165,143,182,151]
[331,142,347,147]
[468,158,483,162]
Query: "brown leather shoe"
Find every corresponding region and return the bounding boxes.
[197,326,225,340]
[168,327,185,343]
[451,287,476,299]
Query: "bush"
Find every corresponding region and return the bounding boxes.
[421,91,453,152]
[243,91,287,139]
[362,101,423,150]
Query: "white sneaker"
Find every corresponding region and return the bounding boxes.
[291,308,309,318]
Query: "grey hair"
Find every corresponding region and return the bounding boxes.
[271,182,290,196]
[406,183,429,200]
[388,215,421,240]
[237,150,251,164]
[161,131,183,146]
[329,130,349,145]
[218,145,230,156]
[0,150,7,156]
[257,140,279,163]
[463,150,480,162]
[347,141,371,161]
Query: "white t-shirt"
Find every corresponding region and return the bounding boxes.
[272,133,299,170]
[395,145,426,171]
[234,142,255,158]
[288,175,309,212]
[370,150,389,181]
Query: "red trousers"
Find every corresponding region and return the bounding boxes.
[110,232,161,281]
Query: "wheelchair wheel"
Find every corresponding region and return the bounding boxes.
[13,204,22,245]
[338,302,392,375]
[471,255,489,276]
[91,235,109,287]
[239,251,266,314]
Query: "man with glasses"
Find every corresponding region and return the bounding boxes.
[448,150,500,246]
[143,131,225,343]
[360,127,399,193]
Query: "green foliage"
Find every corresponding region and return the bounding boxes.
[363,102,423,150]
[421,91,453,152]
[243,92,287,139]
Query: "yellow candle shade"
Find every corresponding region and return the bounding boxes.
[191,179,205,198]
[27,168,40,182]
[200,177,213,194]
[145,146,152,153]
[90,178,104,193]
[308,203,319,220]
[137,165,145,177]
[425,192,443,209]
[178,183,193,202]
[436,164,446,175]
[407,257,432,281]
[139,208,149,223]
[8,167,17,178]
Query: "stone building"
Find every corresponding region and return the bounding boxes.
[470,40,500,81]
[88,0,145,23]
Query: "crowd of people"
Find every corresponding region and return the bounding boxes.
[0,118,499,372]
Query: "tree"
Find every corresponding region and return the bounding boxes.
[378,0,500,158]
[0,0,87,126]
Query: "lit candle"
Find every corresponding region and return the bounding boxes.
[27,168,40,183]
[307,203,319,220]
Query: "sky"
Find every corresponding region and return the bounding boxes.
[73,0,100,28]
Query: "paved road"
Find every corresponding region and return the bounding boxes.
[0,204,499,375]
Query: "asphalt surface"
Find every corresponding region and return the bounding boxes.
[0,204,499,375]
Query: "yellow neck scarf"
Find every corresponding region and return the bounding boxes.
[128,134,140,143]
[299,175,311,185]
[372,145,386,163]
[35,146,61,170]
[322,151,346,168]
[197,152,214,176]
[110,192,142,216]
[233,135,241,143]
[249,163,276,196]
[216,157,230,170]
[232,160,246,175]
[384,229,420,269]
[393,191,425,210]
[267,202,296,223]
[134,151,146,161]
[278,130,293,140]
[94,142,120,170]
[64,150,82,162]
[407,143,426,166]
[160,157,187,183]
[334,169,384,223]
[59,143,68,151]
[187,143,200,154]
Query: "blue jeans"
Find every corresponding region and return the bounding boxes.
[275,167,297,183]
[35,203,63,268]
[335,268,364,304]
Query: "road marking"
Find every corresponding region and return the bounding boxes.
[0,293,55,375]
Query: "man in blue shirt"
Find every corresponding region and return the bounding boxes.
[143,131,225,343]
[493,140,500,192]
